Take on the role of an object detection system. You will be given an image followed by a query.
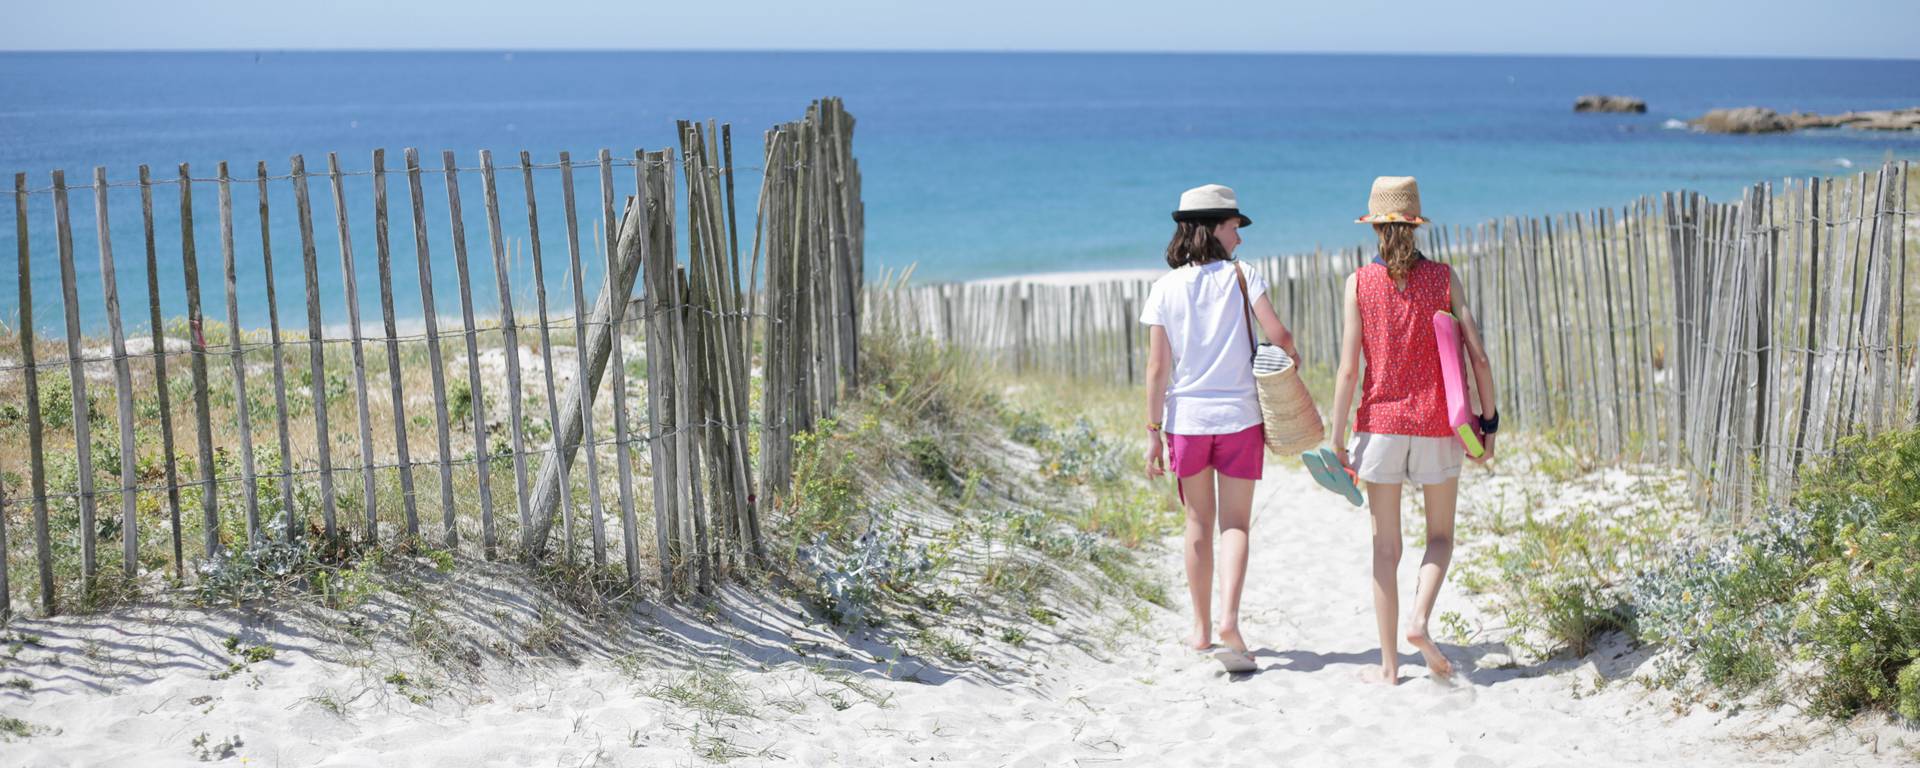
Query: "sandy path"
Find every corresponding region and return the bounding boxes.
[751,461,1892,767]
[4,458,1902,766]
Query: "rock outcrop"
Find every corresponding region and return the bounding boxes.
[1692,107,1792,134]
[1574,95,1647,113]
[1692,106,1920,134]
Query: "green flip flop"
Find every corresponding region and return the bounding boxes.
[1300,451,1345,497]
[1315,448,1365,507]
[1301,451,1363,507]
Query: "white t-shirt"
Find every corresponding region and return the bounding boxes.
[1139,260,1269,435]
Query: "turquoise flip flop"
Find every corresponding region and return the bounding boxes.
[1315,448,1365,507]
[1300,452,1345,496]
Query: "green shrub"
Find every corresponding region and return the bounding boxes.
[1697,628,1778,693]
[905,436,961,497]
[1793,429,1920,718]
[194,515,382,608]
[1796,511,1920,718]
[310,552,383,610]
[784,418,864,545]
[1625,426,1920,717]
[983,506,1097,560]
[1796,427,1920,532]
[38,372,75,430]
[797,526,932,626]
[1475,505,1667,658]
[1006,409,1051,446]
[196,520,324,605]
[1630,506,1810,693]
[1897,660,1920,722]
[1032,418,1124,485]
[447,378,475,426]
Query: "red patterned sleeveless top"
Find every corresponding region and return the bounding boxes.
[1354,256,1453,437]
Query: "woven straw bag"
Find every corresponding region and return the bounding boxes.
[1233,265,1325,455]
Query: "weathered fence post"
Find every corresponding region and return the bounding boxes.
[53,171,100,585]
[521,158,653,563]
[94,167,141,576]
[372,149,421,538]
[17,172,55,613]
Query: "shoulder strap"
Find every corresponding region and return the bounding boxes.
[1232,262,1256,361]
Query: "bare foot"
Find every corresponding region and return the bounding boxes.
[1406,625,1455,679]
[1217,625,1249,655]
[1360,665,1400,686]
[1186,629,1212,651]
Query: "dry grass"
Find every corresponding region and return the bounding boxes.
[0,314,665,613]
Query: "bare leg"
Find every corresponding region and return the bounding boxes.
[1180,469,1218,650]
[1406,478,1458,679]
[1215,474,1256,654]
[1364,481,1404,685]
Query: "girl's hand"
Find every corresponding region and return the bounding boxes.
[1472,433,1496,464]
[1278,328,1301,367]
[1145,439,1166,479]
[1333,446,1350,470]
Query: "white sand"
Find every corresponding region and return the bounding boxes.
[967,268,1164,288]
[2,458,1911,767]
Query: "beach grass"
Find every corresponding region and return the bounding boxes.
[1455,421,1920,722]
[0,314,663,613]
[770,327,1182,659]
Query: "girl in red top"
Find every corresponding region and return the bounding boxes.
[1329,177,1498,685]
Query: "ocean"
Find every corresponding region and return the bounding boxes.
[3,50,1918,332]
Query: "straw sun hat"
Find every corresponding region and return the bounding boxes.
[1173,184,1252,227]
[1354,176,1430,225]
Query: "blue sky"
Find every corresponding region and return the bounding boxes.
[4,0,1918,58]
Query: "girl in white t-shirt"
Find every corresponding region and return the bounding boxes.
[1141,184,1298,663]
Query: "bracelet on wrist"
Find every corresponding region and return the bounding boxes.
[1478,411,1500,436]
[1147,422,1163,433]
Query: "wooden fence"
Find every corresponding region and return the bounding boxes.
[865,161,1917,524]
[0,98,863,619]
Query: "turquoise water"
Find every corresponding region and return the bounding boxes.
[3,51,1918,331]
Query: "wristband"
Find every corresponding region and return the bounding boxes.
[1478,411,1500,436]
[1147,422,1163,433]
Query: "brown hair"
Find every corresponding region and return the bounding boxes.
[1373,222,1420,280]
[1165,220,1232,269]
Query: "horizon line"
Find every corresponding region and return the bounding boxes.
[2,46,1917,63]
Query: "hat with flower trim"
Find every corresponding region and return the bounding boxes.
[1355,176,1429,225]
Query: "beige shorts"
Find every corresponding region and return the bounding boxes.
[1349,432,1463,486]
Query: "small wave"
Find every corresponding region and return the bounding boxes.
[1831,157,1854,168]
[1661,119,1689,130]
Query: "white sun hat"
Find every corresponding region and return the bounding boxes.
[1173,184,1252,227]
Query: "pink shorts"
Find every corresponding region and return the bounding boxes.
[1166,424,1265,481]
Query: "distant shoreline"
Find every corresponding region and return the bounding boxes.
[2,49,1918,64]
[966,268,1165,288]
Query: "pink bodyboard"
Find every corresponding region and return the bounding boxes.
[1432,311,1485,458]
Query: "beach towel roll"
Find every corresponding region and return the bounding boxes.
[1432,311,1486,458]
[1252,345,1324,455]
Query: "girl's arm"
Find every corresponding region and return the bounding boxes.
[1330,273,1364,466]
[1252,295,1300,364]
[1450,280,1499,461]
[1144,325,1173,478]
